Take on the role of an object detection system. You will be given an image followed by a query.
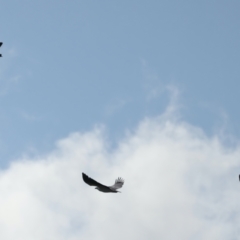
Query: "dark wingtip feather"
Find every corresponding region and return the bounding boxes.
[82,172,88,183]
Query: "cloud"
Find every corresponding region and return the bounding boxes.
[0,106,240,239]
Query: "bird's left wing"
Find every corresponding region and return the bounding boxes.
[109,177,124,190]
[82,173,107,188]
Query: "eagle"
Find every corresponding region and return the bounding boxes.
[82,172,124,193]
[0,42,2,57]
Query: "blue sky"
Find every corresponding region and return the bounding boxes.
[0,0,240,163]
[1,1,240,239]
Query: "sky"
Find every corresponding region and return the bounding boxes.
[0,0,240,239]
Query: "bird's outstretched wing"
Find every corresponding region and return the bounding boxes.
[82,173,107,188]
[0,42,2,57]
[109,177,124,190]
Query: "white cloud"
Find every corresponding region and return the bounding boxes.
[0,108,240,239]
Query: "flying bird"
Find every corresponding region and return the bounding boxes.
[82,172,124,193]
[0,42,2,57]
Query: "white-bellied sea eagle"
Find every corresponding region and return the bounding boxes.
[82,172,124,193]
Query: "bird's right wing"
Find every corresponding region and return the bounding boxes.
[109,177,124,190]
[82,173,107,188]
